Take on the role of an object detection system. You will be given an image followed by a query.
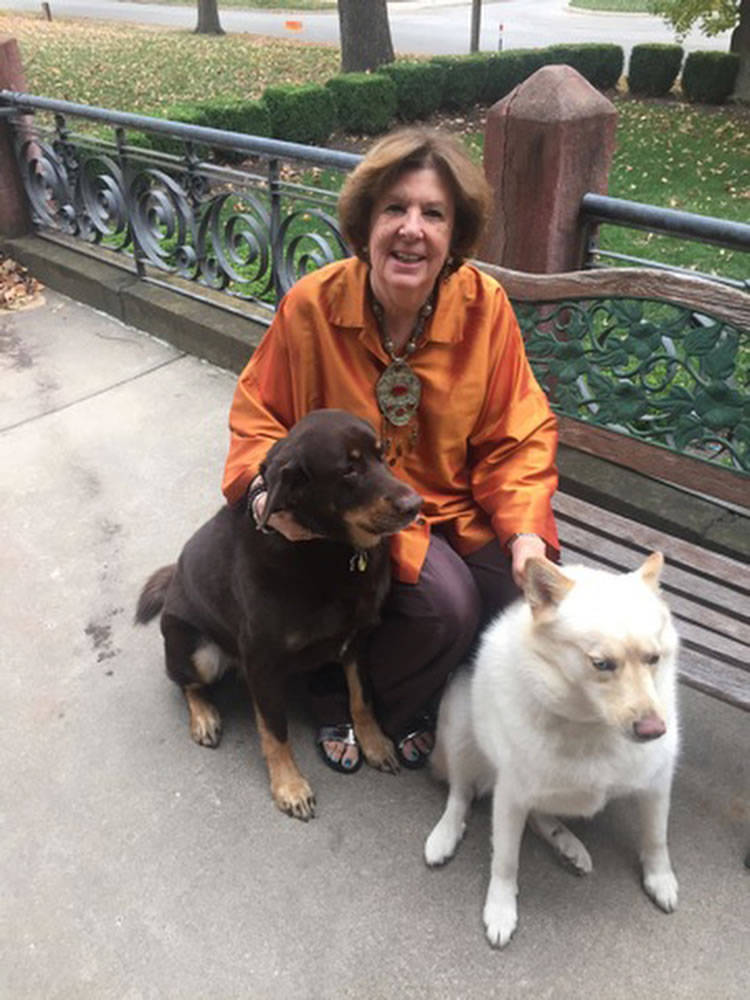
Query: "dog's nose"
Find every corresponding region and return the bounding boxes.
[394,491,423,518]
[633,713,666,741]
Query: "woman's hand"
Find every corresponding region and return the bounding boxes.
[252,490,322,542]
[509,533,546,589]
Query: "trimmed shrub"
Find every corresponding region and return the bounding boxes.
[146,98,271,160]
[325,73,397,134]
[681,50,740,104]
[628,44,683,97]
[483,48,550,104]
[429,53,490,111]
[263,83,337,145]
[544,43,624,90]
[380,60,447,121]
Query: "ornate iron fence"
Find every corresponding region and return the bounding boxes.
[0,91,361,315]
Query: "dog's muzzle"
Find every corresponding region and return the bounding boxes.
[632,712,666,741]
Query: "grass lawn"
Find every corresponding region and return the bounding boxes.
[145,0,337,8]
[3,13,747,281]
[570,1,653,11]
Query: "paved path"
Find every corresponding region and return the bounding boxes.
[1,289,748,998]
[0,0,732,56]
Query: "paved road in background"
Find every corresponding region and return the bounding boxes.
[0,0,732,57]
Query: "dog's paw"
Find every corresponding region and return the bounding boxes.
[483,877,518,948]
[424,818,464,867]
[554,830,593,876]
[359,730,400,775]
[483,899,518,949]
[529,813,592,876]
[189,705,222,748]
[643,870,678,913]
[273,777,316,822]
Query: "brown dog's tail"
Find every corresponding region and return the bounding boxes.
[134,565,175,625]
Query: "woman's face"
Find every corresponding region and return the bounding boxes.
[367,166,455,313]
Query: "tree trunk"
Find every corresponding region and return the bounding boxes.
[470,0,481,53]
[338,0,394,73]
[732,0,750,103]
[195,0,224,36]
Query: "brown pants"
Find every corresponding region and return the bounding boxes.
[310,533,520,740]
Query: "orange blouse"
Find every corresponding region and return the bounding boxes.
[223,257,559,583]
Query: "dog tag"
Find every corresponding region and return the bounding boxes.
[350,551,368,573]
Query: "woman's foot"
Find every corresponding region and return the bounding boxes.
[316,723,362,774]
[396,716,435,770]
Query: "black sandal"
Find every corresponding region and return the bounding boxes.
[316,723,363,774]
[396,715,435,770]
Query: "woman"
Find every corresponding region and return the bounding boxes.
[222,127,559,772]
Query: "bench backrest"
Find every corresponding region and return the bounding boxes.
[479,264,750,510]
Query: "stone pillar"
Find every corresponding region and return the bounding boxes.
[481,64,617,273]
[0,35,32,237]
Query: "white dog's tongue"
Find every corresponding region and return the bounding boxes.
[633,713,666,740]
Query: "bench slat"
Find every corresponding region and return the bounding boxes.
[679,648,750,712]
[555,492,750,591]
[557,519,750,626]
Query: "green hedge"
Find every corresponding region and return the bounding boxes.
[681,50,740,104]
[483,48,550,103]
[379,60,447,121]
[263,83,337,145]
[325,73,397,134]
[627,44,683,97]
[429,54,489,110]
[544,43,624,90]
[147,98,271,160]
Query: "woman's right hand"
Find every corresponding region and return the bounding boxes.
[252,491,322,542]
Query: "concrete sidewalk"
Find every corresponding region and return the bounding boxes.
[1,290,748,1000]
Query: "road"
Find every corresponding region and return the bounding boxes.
[0,0,732,57]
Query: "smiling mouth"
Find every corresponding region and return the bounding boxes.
[392,251,424,263]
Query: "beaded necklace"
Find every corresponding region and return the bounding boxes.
[371,294,434,455]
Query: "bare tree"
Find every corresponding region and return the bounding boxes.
[195,0,224,36]
[338,0,394,72]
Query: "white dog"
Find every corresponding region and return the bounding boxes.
[424,553,679,948]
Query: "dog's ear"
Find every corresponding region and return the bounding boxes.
[523,557,574,615]
[258,458,309,530]
[638,551,664,591]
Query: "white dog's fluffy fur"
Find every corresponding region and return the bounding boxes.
[424,553,679,948]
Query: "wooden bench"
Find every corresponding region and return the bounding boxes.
[479,264,750,714]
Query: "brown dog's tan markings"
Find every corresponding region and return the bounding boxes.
[134,409,422,821]
[343,658,399,773]
[184,685,222,747]
[254,708,316,820]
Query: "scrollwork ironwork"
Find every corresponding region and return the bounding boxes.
[517,297,750,472]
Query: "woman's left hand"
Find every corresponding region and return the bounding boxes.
[509,533,547,589]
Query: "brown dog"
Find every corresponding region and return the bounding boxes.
[135,409,422,820]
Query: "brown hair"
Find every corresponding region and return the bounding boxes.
[338,127,492,271]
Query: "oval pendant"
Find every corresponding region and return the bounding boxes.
[376,360,421,428]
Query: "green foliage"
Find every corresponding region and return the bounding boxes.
[146,98,271,160]
[483,49,550,103]
[429,54,489,111]
[325,73,397,134]
[379,61,447,121]
[681,49,741,102]
[544,43,625,90]
[628,43,684,96]
[571,1,651,9]
[646,1,740,39]
[263,83,337,145]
